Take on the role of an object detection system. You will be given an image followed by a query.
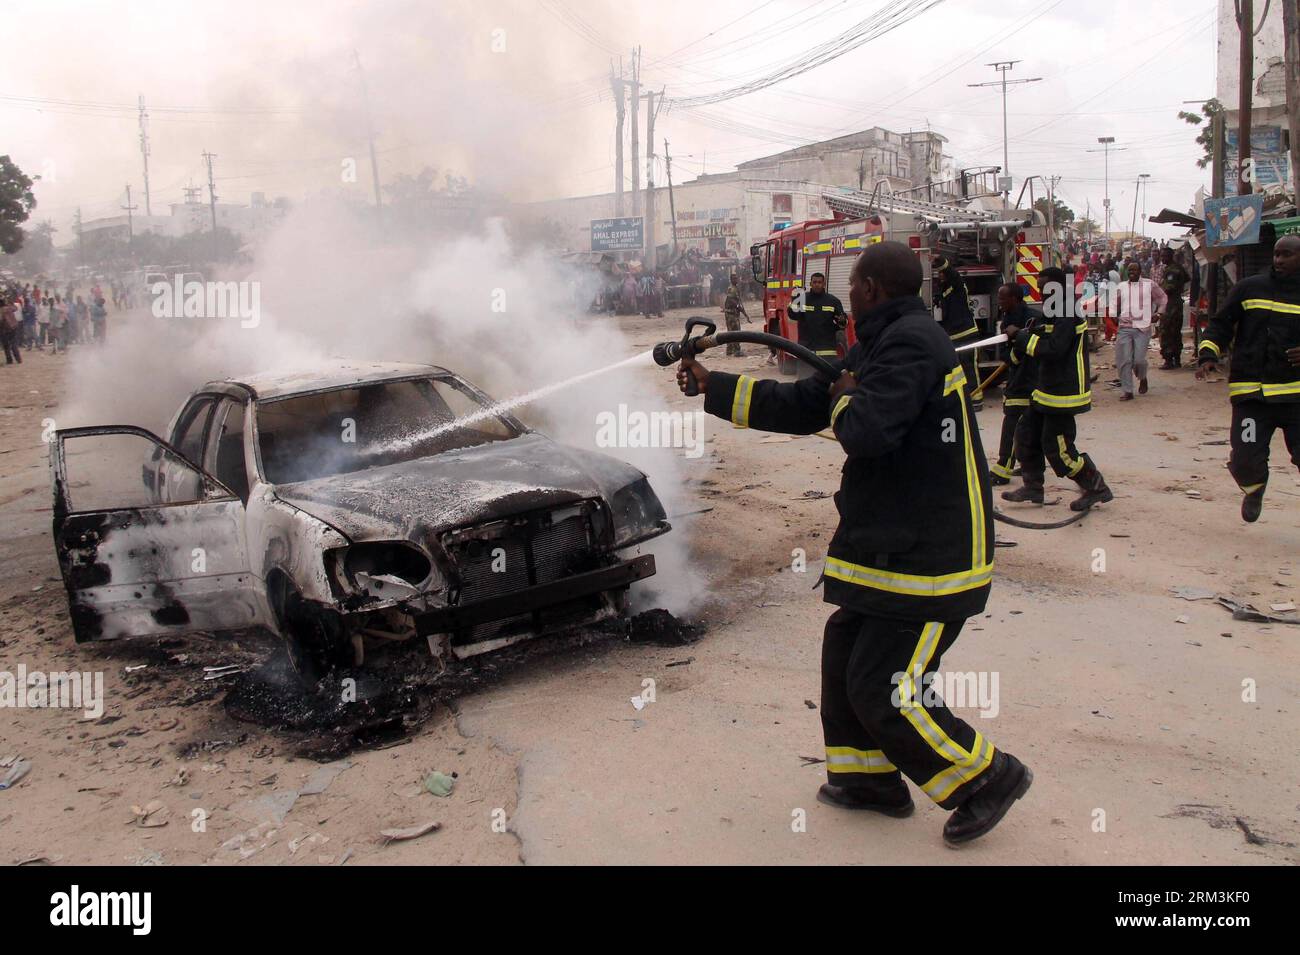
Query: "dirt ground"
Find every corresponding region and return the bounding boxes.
[1,305,1297,865]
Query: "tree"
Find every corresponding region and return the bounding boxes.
[1177,98,1223,169]
[1076,216,1100,238]
[1033,196,1075,226]
[0,155,37,254]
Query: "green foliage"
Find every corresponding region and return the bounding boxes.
[1177,98,1223,170]
[0,155,38,254]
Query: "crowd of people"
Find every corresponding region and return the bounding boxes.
[0,278,112,365]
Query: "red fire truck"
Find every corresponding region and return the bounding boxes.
[750,188,1056,382]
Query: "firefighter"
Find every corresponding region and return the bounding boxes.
[787,271,846,379]
[990,282,1040,487]
[1196,234,1300,522]
[934,255,983,410]
[1157,247,1191,369]
[1001,267,1114,511]
[722,273,749,357]
[675,241,1032,847]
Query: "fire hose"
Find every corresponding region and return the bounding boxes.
[653,317,1087,530]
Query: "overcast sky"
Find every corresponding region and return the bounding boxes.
[4,0,1220,242]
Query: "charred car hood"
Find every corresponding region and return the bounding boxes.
[272,432,666,547]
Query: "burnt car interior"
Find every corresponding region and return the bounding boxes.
[257,377,519,483]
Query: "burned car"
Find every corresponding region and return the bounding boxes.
[50,361,670,681]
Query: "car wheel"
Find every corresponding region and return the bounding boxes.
[279,584,352,686]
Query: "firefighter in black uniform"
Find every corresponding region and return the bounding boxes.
[935,256,982,410]
[788,271,846,379]
[1001,267,1114,511]
[1196,233,1300,522]
[675,241,1032,846]
[990,282,1040,487]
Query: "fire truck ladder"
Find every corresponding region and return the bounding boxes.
[821,186,1029,230]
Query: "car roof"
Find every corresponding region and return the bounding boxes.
[204,360,451,400]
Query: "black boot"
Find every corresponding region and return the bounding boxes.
[990,474,1011,487]
[817,782,914,818]
[1070,457,1113,511]
[942,751,1033,846]
[1242,487,1265,523]
[1001,476,1044,504]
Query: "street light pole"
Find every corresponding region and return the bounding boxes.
[968,61,1042,206]
[1086,137,1124,240]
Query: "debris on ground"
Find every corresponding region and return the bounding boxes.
[300,760,352,796]
[1170,586,1216,601]
[128,801,168,828]
[380,821,441,844]
[423,771,456,797]
[1216,596,1300,625]
[625,609,703,646]
[0,759,32,791]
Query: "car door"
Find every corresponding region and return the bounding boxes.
[51,425,267,642]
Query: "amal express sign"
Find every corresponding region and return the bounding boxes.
[591,217,644,252]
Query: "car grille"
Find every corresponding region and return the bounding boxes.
[441,500,609,646]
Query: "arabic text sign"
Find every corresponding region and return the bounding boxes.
[591,217,644,252]
[1204,195,1265,248]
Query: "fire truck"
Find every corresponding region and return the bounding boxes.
[750,187,1058,382]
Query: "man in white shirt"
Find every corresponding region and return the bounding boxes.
[1114,262,1168,401]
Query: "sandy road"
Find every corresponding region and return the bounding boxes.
[0,307,1297,865]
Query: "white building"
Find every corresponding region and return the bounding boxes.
[526,127,960,260]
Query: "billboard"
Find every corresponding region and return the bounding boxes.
[1224,125,1291,194]
[591,217,644,252]
[1204,195,1265,248]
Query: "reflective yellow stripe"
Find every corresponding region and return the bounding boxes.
[1025,334,1040,356]
[830,394,851,427]
[1261,379,1300,397]
[814,349,839,356]
[1032,388,1091,409]
[990,461,1014,478]
[1240,483,1265,494]
[1199,339,1222,357]
[766,280,781,289]
[825,746,898,774]
[843,238,863,249]
[950,326,980,341]
[943,366,967,396]
[1056,435,1086,477]
[895,623,996,803]
[731,374,755,428]
[1243,298,1300,314]
[1229,381,1262,397]
[956,372,986,570]
[1003,397,1031,407]
[921,734,996,803]
[824,558,993,597]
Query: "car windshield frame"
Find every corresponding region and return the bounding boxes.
[250,372,527,485]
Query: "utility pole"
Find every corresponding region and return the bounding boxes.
[967,61,1041,206]
[138,95,152,216]
[121,184,137,243]
[202,151,219,258]
[645,89,659,269]
[665,137,678,255]
[1209,108,1226,315]
[1284,0,1300,200]
[629,46,640,219]
[74,207,84,265]
[1087,137,1122,239]
[1138,172,1151,236]
[353,50,383,228]
[1238,0,1255,197]
[611,61,625,217]
[1129,175,1142,237]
